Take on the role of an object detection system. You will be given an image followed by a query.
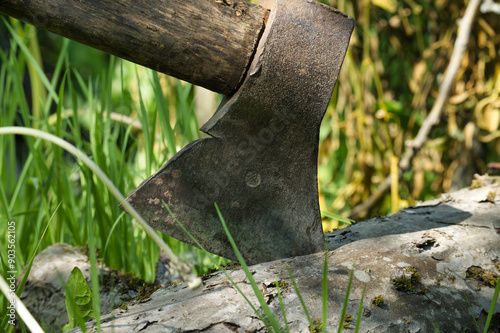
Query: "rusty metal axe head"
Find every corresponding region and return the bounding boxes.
[125,0,354,265]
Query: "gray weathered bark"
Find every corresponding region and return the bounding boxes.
[21,179,500,332]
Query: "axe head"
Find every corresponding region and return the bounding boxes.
[125,0,354,265]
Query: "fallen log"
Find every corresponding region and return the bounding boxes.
[22,178,500,332]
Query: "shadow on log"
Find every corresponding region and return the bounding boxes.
[22,178,500,332]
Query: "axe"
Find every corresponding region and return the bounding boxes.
[1,0,354,265]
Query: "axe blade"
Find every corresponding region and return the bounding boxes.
[125,0,354,265]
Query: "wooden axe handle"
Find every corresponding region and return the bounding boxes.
[0,0,268,95]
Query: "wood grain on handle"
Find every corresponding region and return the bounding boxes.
[0,0,268,95]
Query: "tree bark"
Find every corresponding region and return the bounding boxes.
[21,178,500,332]
[0,0,268,95]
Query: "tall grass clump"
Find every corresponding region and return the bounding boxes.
[0,17,230,325]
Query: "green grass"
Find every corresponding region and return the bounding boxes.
[0,18,228,330]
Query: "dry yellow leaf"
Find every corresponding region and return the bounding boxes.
[449,89,476,104]
[464,122,476,150]
[409,61,426,93]
[482,106,500,132]
[372,0,397,13]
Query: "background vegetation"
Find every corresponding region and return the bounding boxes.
[320,0,500,220]
[0,0,499,326]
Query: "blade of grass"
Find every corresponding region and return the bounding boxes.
[214,203,282,332]
[483,277,500,333]
[1,17,59,103]
[337,267,354,333]
[7,148,36,212]
[321,210,354,225]
[52,71,83,244]
[175,80,196,141]
[10,22,46,129]
[72,68,90,100]
[85,172,101,331]
[464,292,481,333]
[49,38,70,94]
[101,211,127,271]
[287,266,313,328]
[163,202,275,332]
[354,283,366,333]
[135,69,152,176]
[18,202,62,293]
[152,71,177,157]
[275,277,289,332]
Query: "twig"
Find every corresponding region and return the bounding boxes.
[349,0,482,219]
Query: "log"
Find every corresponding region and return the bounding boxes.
[17,244,174,332]
[0,0,268,95]
[20,178,500,332]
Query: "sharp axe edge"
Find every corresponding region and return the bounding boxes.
[125,0,354,265]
